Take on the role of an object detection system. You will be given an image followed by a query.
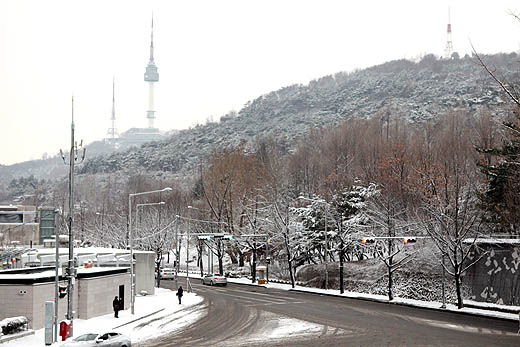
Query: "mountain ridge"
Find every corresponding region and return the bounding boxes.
[1,53,518,186]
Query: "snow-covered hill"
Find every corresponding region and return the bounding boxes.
[2,53,518,185]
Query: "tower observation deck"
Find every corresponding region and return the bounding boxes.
[144,16,159,128]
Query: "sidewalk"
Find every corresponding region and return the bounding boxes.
[3,288,203,346]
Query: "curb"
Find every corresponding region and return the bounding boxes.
[288,288,519,323]
[0,330,35,344]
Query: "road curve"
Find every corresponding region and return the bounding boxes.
[139,278,519,347]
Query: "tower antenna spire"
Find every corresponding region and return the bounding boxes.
[445,7,454,59]
[144,13,159,128]
[106,77,119,140]
[150,14,154,62]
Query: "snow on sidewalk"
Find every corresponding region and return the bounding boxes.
[4,288,204,347]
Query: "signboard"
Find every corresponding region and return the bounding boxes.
[45,301,54,345]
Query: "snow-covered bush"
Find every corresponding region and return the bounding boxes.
[0,316,28,336]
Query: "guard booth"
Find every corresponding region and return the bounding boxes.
[256,266,266,284]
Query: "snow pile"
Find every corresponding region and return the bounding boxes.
[0,317,28,336]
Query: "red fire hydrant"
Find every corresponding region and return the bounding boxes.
[59,320,70,341]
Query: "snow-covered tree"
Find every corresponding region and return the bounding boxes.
[329,182,377,293]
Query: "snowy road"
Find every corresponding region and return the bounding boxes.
[141,279,519,346]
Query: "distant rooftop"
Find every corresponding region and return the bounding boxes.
[0,266,128,284]
[463,238,520,245]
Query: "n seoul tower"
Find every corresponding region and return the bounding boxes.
[144,16,159,128]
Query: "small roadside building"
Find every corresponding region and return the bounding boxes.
[0,266,130,330]
[0,246,156,330]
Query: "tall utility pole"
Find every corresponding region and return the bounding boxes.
[67,97,75,336]
[53,209,59,343]
[60,96,86,337]
[174,215,180,289]
[186,218,190,290]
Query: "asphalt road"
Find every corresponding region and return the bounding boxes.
[140,278,519,347]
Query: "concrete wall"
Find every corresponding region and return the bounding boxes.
[31,281,72,330]
[465,245,520,305]
[76,274,130,319]
[0,284,35,327]
[135,252,155,295]
[0,273,129,330]
[0,281,70,330]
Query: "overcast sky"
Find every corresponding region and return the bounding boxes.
[1,0,519,165]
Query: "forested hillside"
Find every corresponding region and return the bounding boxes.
[1,53,517,187]
[78,53,518,177]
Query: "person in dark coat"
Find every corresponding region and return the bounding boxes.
[113,296,120,318]
[176,286,183,304]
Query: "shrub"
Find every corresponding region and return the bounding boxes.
[0,316,28,336]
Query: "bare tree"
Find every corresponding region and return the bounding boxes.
[368,190,415,301]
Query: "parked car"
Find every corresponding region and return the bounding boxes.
[202,273,227,286]
[62,332,131,347]
[160,267,175,280]
[155,267,175,280]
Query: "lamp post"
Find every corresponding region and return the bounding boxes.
[136,202,165,289]
[186,207,194,290]
[128,187,171,314]
[58,96,86,337]
[174,215,180,289]
[53,208,60,343]
[187,206,211,279]
[299,196,329,290]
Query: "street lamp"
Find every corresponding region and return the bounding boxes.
[136,202,165,289]
[128,187,171,314]
[187,206,211,276]
[186,206,194,290]
[299,196,329,290]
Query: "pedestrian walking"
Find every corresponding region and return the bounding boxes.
[176,286,183,304]
[113,296,120,318]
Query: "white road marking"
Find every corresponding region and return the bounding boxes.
[204,290,290,304]
[415,317,518,336]
[195,285,297,304]
[245,301,306,307]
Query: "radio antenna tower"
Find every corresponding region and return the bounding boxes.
[106,77,119,140]
[445,8,454,59]
[144,14,159,128]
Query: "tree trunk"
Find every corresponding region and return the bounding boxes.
[198,241,204,277]
[388,239,394,301]
[388,264,393,301]
[218,240,224,275]
[155,259,161,288]
[218,257,223,275]
[455,267,464,309]
[252,248,257,283]
[339,239,344,294]
[239,252,244,267]
[285,232,295,288]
